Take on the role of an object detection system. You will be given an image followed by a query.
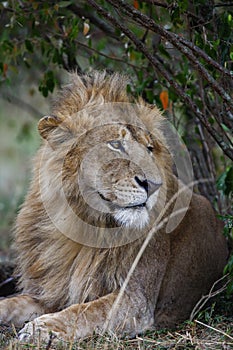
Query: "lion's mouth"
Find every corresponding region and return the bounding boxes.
[97,191,149,228]
[124,202,146,209]
[98,192,147,210]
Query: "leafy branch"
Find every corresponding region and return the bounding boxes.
[87,0,233,160]
[114,0,232,80]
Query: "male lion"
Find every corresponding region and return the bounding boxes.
[0,71,228,343]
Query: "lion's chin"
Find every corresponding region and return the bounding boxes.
[113,207,149,230]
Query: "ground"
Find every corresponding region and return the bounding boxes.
[0,309,233,349]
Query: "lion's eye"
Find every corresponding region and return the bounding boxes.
[147,145,154,153]
[107,140,124,152]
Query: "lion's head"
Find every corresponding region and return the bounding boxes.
[36,72,172,246]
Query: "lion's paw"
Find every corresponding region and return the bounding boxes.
[18,317,61,344]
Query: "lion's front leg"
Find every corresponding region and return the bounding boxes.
[0,295,45,327]
[19,291,154,344]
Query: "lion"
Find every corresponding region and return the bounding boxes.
[0,71,228,344]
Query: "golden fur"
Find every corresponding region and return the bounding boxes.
[0,71,228,344]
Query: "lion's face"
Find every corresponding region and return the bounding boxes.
[77,123,164,229]
[38,104,170,231]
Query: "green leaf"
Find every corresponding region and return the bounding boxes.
[224,254,233,274]
[225,166,233,196]
[221,123,231,133]
[38,70,56,97]
[208,117,215,125]
[217,166,233,196]
[226,281,233,296]
[158,44,171,59]
[25,39,34,53]
[217,172,227,192]
[46,70,55,92]
[58,1,73,8]
[69,21,79,40]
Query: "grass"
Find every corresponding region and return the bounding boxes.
[1,296,233,350]
[1,321,233,349]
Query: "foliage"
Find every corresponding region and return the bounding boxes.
[0,0,232,295]
[0,1,232,161]
[216,164,233,295]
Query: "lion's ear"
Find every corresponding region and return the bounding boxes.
[38,115,63,140]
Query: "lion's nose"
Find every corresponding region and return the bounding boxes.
[134,176,162,197]
[147,180,162,197]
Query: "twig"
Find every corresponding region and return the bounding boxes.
[190,274,230,321]
[74,40,145,70]
[196,75,216,179]
[195,320,233,341]
[214,3,233,7]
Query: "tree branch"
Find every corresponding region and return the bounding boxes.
[108,0,232,80]
[87,0,233,160]
[106,0,233,111]
[0,91,39,119]
[67,3,119,40]
[141,0,169,7]
[74,39,146,70]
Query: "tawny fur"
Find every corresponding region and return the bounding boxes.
[0,71,228,344]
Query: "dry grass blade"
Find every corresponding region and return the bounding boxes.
[195,319,233,341]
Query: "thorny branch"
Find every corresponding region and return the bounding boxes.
[87,0,233,161]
